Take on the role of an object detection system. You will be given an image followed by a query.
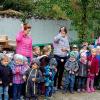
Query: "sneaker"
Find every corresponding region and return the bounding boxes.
[77,89,81,93]
[82,89,85,92]
[91,88,95,92]
[54,87,58,91]
[87,88,91,93]
[62,89,67,94]
[70,88,74,94]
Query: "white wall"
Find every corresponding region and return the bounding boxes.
[0,17,78,45]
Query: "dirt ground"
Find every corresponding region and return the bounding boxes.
[39,90,100,100]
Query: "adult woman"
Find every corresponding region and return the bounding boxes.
[53,26,70,89]
[16,23,33,63]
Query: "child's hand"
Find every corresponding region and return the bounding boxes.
[88,61,91,66]
[16,67,20,73]
[69,70,71,74]
[54,68,57,72]
[32,78,36,82]
[49,72,52,76]
[23,76,26,81]
[72,71,74,74]
[96,73,98,76]
[61,59,64,62]
[0,81,2,84]
[9,83,12,86]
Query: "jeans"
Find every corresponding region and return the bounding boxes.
[13,84,22,100]
[0,86,9,100]
[78,77,86,89]
[45,86,51,97]
[63,74,75,91]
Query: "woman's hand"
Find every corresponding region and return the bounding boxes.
[0,81,2,84]
[32,78,36,82]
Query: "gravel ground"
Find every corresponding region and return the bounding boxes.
[39,90,100,100]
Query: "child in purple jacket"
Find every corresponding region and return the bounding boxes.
[12,54,25,100]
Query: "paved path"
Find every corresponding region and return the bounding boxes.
[40,90,100,100]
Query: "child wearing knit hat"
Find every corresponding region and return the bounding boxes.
[0,54,12,100]
[63,51,79,94]
[23,58,42,100]
[12,54,25,100]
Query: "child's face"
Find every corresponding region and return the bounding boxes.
[73,48,78,51]
[32,63,38,69]
[15,59,23,65]
[70,56,76,61]
[24,61,28,65]
[35,48,40,55]
[1,56,9,66]
[96,48,100,54]
[91,50,96,56]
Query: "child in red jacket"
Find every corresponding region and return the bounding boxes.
[87,48,99,93]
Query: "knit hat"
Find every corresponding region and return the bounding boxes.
[72,44,78,48]
[14,54,24,62]
[23,56,28,62]
[70,51,76,58]
[31,58,40,67]
[0,53,10,61]
[97,46,100,49]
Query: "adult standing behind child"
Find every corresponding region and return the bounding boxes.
[53,27,70,89]
[16,23,33,63]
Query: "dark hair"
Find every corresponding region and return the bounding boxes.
[59,26,67,34]
[23,23,31,30]
[40,56,50,66]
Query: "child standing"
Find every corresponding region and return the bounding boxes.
[12,54,25,100]
[63,51,79,93]
[77,52,88,92]
[23,59,42,100]
[0,54,12,100]
[87,48,99,93]
[49,58,57,95]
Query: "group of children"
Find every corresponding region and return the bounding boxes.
[0,42,100,100]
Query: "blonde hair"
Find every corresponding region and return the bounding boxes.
[42,45,52,55]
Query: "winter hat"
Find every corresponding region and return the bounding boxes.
[23,56,28,62]
[49,58,57,66]
[14,54,24,62]
[96,46,100,49]
[72,44,78,48]
[0,53,10,61]
[31,58,40,67]
[70,51,76,58]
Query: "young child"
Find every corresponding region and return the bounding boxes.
[0,54,12,100]
[95,46,100,89]
[21,56,30,99]
[63,51,79,94]
[77,52,88,92]
[49,58,57,95]
[12,54,25,100]
[33,46,41,58]
[72,44,79,60]
[23,58,42,100]
[87,48,99,93]
[43,57,52,100]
